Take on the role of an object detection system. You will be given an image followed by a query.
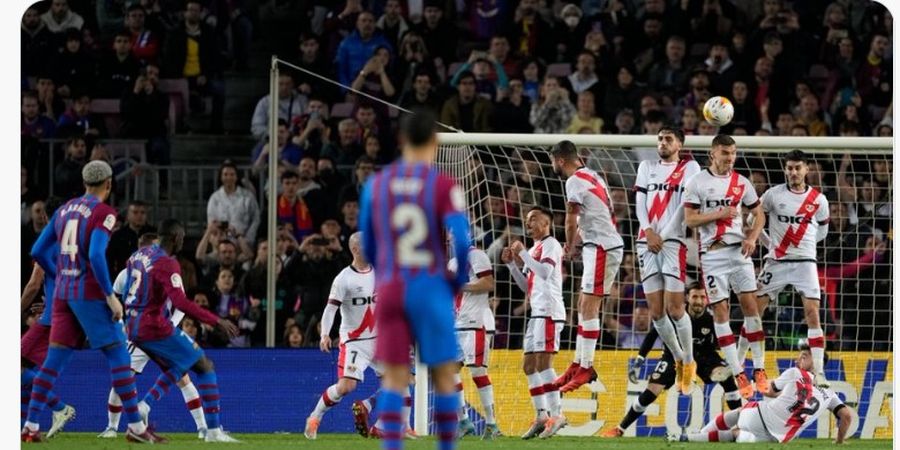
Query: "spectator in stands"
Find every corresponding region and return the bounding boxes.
[290,97,330,157]
[41,0,84,34]
[354,103,393,154]
[36,75,65,121]
[790,124,809,136]
[336,11,392,91]
[20,166,45,226]
[727,80,760,133]
[705,41,738,96]
[22,5,53,78]
[241,239,292,345]
[207,160,261,243]
[186,291,231,348]
[21,200,49,288]
[163,0,225,132]
[415,1,457,69]
[274,169,325,242]
[284,324,304,348]
[676,70,711,121]
[320,119,363,168]
[338,156,375,204]
[450,51,509,102]
[252,119,305,176]
[338,198,359,246]
[363,135,390,166]
[97,31,140,97]
[196,222,251,278]
[796,94,828,136]
[399,71,442,115]
[107,201,156,275]
[56,91,106,139]
[125,4,160,65]
[53,136,87,199]
[394,31,439,97]
[566,90,603,134]
[53,29,95,99]
[520,58,543,103]
[613,108,637,134]
[489,35,519,78]
[876,124,892,136]
[553,3,590,64]
[351,46,397,101]
[530,76,575,134]
[376,0,409,51]
[492,77,533,133]
[286,230,348,344]
[251,73,308,140]
[617,300,652,349]
[680,107,700,135]
[603,64,643,124]
[121,63,170,177]
[315,157,347,212]
[505,0,554,62]
[295,34,334,100]
[213,267,257,347]
[21,91,56,139]
[441,71,493,132]
[856,31,892,109]
[647,35,689,100]
[568,51,600,95]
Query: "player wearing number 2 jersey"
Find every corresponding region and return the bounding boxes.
[25,161,162,443]
[359,110,471,450]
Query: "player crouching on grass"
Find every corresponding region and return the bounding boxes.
[683,344,854,444]
[602,283,743,437]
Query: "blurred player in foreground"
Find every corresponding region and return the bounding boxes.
[359,109,471,450]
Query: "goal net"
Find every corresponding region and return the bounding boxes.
[427,133,893,440]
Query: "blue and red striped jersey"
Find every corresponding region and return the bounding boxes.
[52,195,117,300]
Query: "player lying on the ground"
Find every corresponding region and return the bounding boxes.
[602,283,743,437]
[448,244,501,440]
[684,344,854,443]
[121,219,241,442]
[503,207,568,439]
[550,140,624,394]
[100,233,208,439]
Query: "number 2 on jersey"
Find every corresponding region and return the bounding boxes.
[391,204,433,267]
[61,219,80,262]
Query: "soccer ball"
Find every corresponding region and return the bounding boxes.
[702,96,734,127]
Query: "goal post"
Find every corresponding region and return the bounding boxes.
[423,133,893,439]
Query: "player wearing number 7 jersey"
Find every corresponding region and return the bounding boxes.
[25,161,163,443]
[359,109,471,450]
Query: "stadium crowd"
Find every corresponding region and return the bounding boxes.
[21,0,892,351]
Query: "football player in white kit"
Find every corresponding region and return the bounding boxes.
[100,234,208,439]
[754,150,830,387]
[549,141,623,394]
[685,344,854,444]
[448,245,501,439]
[502,207,567,439]
[305,232,381,440]
[682,134,766,399]
[633,127,701,394]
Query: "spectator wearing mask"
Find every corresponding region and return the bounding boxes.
[53,136,87,199]
[251,73,308,140]
[97,31,141,98]
[107,200,156,276]
[56,91,106,139]
[41,0,84,34]
[207,160,261,243]
[530,76,575,134]
[335,11,392,90]
[21,91,56,139]
[441,71,493,132]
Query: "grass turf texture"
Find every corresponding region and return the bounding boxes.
[33,433,892,449]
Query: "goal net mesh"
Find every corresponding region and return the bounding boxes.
[432,138,892,439]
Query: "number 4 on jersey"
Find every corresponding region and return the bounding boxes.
[61,219,80,261]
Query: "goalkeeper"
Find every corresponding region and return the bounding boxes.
[602,283,744,437]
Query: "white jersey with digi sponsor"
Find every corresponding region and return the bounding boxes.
[634,158,701,242]
[565,167,624,250]
[761,367,845,443]
[327,265,376,343]
[761,184,830,261]
[448,247,493,329]
[114,269,184,327]
[524,236,565,321]
[683,169,760,252]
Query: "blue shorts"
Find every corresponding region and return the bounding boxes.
[375,274,457,367]
[51,299,127,349]
[136,329,204,373]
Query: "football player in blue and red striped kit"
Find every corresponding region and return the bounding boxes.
[25,161,163,443]
[359,109,471,450]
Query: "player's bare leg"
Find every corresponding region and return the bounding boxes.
[666,288,695,394]
[561,293,601,392]
[645,286,685,389]
[711,302,752,398]
[739,292,768,394]
[521,354,548,439]
[307,376,359,439]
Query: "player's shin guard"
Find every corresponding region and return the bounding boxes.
[25,346,74,431]
[743,316,765,368]
[539,369,561,417]
[375,389,404,449]
[808,328,825,374]
[196,371,222,430]
[107,388,123,429]
[526,373,547,418]
[619,390,658,430]
[143,368,185,407]
[311,384,344,419]
[102,344,146,434]
[433,392,459,450]
[179,381,207,431]
[653,317,684,361]
[580,319,600,368]
[672,313,694,363]
[470,368,496,424]
[714,322,742,375]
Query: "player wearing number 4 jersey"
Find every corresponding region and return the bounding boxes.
[25,161,163,443]
[632,127,701,395]
[359,109,472,450]
[753,150,830,387]
[684,345,854,444]
[550,140,623,394]
[682,134,767,399]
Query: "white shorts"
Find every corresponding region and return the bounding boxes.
[523,317,564,354]
[581,245,623,296]
[637,240,687,293]
[456,327,491,367]
[699,246,757,303]
[338,339,380,382]
[128,341,151,374]
[736,403,776,443]
[756,259,821,300]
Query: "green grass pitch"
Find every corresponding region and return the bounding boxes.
[34,433,892,449]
